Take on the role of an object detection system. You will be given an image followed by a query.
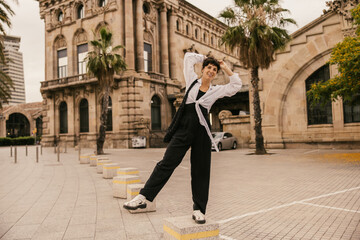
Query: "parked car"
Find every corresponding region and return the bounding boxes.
[211,132,238,151]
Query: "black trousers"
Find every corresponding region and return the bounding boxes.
[140,103,212,214]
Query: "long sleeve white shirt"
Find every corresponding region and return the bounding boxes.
[183,52,243,152]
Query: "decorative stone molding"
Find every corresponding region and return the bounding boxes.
[218,110,232,120]
[325,0,359,20]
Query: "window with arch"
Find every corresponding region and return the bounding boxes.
[203,32,206,43]
[306,65,333,125]
[151,95,161,130]
[102,96,113,131]
[211,36,214,46]
[344,95,360,123]
[6,113,30,137]
[144,43,152,72]
[98,0,107,7]
[57,11,64,22]
[195,28,198,39]
[77,43,88,75]
[77,4,84,19]
[79,99,89,132]
[176,20,180,31]
[186,24,189,35]
[57,48,67,78]
[59,101,68,134]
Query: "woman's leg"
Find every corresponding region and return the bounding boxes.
[190,127,212,214]
[140,134,191,201]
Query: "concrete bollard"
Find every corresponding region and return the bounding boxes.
[80,155,90,164]
[97,159,112,174]
[89,155,102,167]
[112,175,140,198]
[103,163,121,179]
[163,216,220,240]
[127,184,156,213]
[117,167,139,176]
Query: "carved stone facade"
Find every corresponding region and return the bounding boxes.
[220,0,360,149]
[36,0,246,148]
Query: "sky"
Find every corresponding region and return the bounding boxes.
[6,0,328,103]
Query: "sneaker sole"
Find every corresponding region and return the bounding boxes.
[192,214,206,224]
[123,203,147,210]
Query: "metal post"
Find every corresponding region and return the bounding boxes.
[54,144,56,153]
[57,145,60,162]
[10,145,12,157]
[36,146,39,163]
[15,147,17,164]
[78,144,81,161]
[26,145,28,156]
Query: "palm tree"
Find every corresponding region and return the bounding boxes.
[220,0,296,154]
[86,27,126,154]
[0,0,17,108]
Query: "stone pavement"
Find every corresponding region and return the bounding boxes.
[0,146,359,240]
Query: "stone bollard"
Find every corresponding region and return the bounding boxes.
[79,155,90,164]
[97,159,112,174]
[112,175,140,198]
[127,184,156,213]
[117,167,139,176]
[89,155,97,166]
[103,163,121,179]
[163,216,220,240]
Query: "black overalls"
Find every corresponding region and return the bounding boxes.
[140,90,211,214]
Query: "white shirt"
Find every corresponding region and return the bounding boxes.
[183,52,243,152]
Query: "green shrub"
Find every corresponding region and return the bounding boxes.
[0,137,36,146]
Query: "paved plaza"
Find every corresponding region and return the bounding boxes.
[0,146,359,240]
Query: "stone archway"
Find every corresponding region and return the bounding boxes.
[6,113,30,137]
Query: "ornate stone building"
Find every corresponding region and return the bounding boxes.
[221,0,360,149]
[36,0,249,148]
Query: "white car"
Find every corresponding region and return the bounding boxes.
[211,132,238,151]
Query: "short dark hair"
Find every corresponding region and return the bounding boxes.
[202,57,220,73]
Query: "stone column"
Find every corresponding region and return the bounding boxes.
[169,9,177,80]
[125,0,135,70]
[160,4,169,77]
[136,0,144,72]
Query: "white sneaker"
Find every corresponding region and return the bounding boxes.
[123,194,147,210]
[192,210,206,224]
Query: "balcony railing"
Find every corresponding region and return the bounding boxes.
[40,74,92,89]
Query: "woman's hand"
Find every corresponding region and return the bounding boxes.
[218,60,233,76]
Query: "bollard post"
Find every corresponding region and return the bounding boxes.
[15,147,17,164]
[36,146,39,163]
[40,145,42,155]
[26,145,28,156]
[57,146,60,162]
[78,145,81,161]
[65,141,67,153]
[10,145,12,157]
[54,144,56,153]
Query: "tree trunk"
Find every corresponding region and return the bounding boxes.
[250,67,267,155]
[96,85,110,155]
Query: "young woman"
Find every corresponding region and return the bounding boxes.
[123,52,242,224]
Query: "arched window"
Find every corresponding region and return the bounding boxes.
[176,20,180,31]
[57,48,67,78]
[58,11,63,22]
[186,24,189,35]
[151,95,161,130]
[98,0,107,7]
[203,32,206,42]
[195,28,198,39]
[59,101,68,134]
[77,4,84,19]
[79,99,89,132]
[6,113,30,137]
[306,65,332,125]
[77,43,88,74]
[344,95,360,123]
[211,36,214,46]
[102,96,113,131]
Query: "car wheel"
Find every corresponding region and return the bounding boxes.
[232,141,237,149]
[218,143,222,151]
